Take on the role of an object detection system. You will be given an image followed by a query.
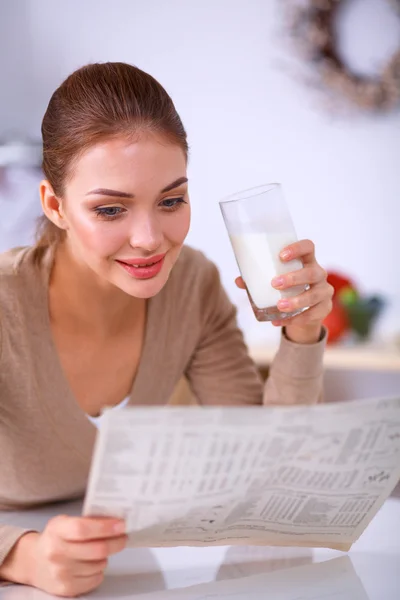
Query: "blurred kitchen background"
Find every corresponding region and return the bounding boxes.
[1,0,399,401]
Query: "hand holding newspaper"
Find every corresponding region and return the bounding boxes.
[83,396,400,551]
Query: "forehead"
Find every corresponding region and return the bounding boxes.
[67,135,187,193]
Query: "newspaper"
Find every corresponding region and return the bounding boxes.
[83,396,400,551]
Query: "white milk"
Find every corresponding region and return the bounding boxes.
[229,232,304,308]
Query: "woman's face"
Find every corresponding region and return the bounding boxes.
[54,135,190,298]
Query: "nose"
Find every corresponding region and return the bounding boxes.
[128,210,163,254]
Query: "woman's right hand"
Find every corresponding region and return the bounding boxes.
[1,515,127,597]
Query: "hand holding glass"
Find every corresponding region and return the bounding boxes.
[219,183,309,322]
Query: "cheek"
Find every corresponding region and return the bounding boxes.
[163,208,191,245]
[68,212,126,256]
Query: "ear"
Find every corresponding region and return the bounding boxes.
[39,180,68,231]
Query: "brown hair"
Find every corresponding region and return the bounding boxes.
[36,61,188,249]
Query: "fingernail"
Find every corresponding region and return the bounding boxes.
[278,299,291,309]
[272,276,285,288]
[280,249,292,260]
[113,521,126,534]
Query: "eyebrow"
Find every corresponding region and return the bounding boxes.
[86,177,188,198]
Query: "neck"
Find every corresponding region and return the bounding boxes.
[49,242,145,336]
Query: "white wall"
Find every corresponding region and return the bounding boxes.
[0,0,33,133]
[1,0,400,351]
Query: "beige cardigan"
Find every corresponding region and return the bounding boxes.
[0,244,326,565]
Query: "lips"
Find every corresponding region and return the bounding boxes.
[118,253,166,267]
[116,253,166,280]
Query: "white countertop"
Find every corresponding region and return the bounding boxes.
[248,339,400,372]
[1,491,400,599]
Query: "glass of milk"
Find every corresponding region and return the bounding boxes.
[219,183,309,322]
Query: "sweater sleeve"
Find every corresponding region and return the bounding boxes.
[0,312,37,574]
[0,525,36,574]
[263,327,326,405]
[185,259,326,406]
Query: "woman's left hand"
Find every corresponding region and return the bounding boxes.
[235,239,334,344]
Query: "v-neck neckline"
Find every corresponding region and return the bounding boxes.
[34,245,159,459]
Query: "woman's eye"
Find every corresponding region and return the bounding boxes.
[94,206,124,220]
[161,197,187,210]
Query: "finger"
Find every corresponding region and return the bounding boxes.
[52,559,107,579]
[64,534,128,561]
[50,515,126,542]
[276,301,332,327]
[280,239,316,266]
[272,320,284,327]
[56,573,104,597]
[277,282,332,313]
[75,572,105,586]
[271,265,328,290]
[71,558,108,577]
[235,276,246,289]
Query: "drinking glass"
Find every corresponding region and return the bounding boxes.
[219,183,309,322]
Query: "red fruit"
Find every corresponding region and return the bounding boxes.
[323,299,350,343]
[327,271,356,296]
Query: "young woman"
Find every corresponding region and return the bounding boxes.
[0,62,333,596]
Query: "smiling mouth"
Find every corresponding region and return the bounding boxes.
[116,252,166,267]
[123,259,160,268]
[115,255,166,280]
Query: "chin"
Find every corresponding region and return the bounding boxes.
[125,279,166,299]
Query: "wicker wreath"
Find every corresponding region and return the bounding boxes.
[289,0,400,112]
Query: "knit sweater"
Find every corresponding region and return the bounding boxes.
[0,244,325,565]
